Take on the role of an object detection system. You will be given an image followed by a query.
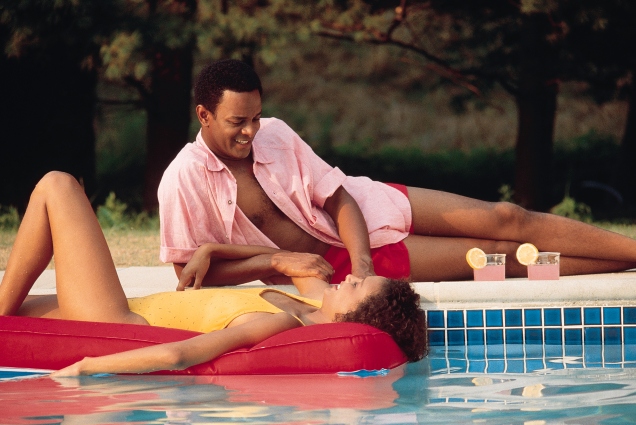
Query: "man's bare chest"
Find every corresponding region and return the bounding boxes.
[224,160,327,253]
[226,163,286,230]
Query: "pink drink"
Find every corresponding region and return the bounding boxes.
[473,264,505,281]
[528,263,560,280]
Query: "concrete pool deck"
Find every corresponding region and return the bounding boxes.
[5,266,635,309]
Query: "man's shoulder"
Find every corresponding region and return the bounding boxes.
[164,142,208,174]
[255,118,299,148]
[159,142,209,192]
[174,141,208,163]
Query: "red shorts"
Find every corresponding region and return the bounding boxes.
[324,183,413,284]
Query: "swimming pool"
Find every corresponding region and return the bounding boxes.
[1,273,636,424]
[2,342,636,424]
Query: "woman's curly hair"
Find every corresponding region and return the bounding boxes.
[334,279,428,362]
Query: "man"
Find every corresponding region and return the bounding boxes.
[159,59,636,288]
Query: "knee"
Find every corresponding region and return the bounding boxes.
[491,202,531,230]
[33,171,80,198]
[489,240,520,257]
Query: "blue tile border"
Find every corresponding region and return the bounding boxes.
[429,342,636,375]
[426,306,636,346]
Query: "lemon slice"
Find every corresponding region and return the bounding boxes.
[466,247,487,269]
[516,243,539,265]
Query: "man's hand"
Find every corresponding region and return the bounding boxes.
[271,252,334,283]
[323,186,374,282]
[177,246,213,290]
[351,258,376,279]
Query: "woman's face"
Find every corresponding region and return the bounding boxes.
[321,274,388,320]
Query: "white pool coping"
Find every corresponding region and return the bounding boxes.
[3,266,635,309]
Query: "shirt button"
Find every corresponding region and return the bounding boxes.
[228,200,233,204]
[225,235,229,239]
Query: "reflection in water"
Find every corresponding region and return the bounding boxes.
[0,366,406,424]
[3,345,636,424]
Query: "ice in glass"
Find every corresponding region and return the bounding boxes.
[527,252,560,280]
[473,254,506,281]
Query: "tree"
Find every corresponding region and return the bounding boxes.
[91,0,294,210]
[561,1,636,207]
[0,0,118,210]
[100,0,198,211]
[296,0,634,211]
[1,0,294,211]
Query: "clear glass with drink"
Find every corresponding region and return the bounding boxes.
[473,253,506,281]
[527,252,560,280]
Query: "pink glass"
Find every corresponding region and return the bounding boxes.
[527,252,560,280]
[473,254,506,281]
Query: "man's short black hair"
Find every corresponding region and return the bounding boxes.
[194,59,263,114]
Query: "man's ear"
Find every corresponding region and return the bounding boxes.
[196,105,213,126]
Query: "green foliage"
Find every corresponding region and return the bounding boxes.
[0,206,20,230]
[100,31,145,80]
[498,184,515,203]
[323,143,515,202]
[96,192,127,228]
[315,131,625,217]
[96,109,146,175]
[550,195,593,222]
[1,0,120,60]
[97,192,158,230]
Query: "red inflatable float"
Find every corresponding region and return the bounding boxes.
[0,316,407,375]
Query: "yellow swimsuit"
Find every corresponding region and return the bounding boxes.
[127,288,321,333]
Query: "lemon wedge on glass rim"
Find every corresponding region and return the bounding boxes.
[466,247,487,269]
[516,243,539,265]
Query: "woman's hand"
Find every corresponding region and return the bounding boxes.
[177,244,214,290]
[50,359,86,377]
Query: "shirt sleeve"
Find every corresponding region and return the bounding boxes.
[276,120,347,207]
[158,151,222,264]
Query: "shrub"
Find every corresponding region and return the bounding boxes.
[0,206,20,230]
[97,192,158,230]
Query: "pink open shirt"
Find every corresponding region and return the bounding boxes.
[158,118,412,264]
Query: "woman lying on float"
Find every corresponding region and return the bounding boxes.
[0,172,427,376]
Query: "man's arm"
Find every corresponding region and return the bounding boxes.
[174,249,334,289]
[322,186,375,278]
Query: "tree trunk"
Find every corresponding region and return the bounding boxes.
[513,14,559,211]
[0,52,97,211]
[142,46,194,212]
[615,73,636,207]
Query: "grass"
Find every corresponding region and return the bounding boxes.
[2,222,636,271]
[595,223,636,239]
[0,228,164,270]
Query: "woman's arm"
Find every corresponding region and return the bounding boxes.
[51,312,300,376]
[291,276,331,300]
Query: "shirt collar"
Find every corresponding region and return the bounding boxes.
[251,140,275,164]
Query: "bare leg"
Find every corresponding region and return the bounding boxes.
[405,187,636,281]
[404,235,636,281]
[0,172,147,324]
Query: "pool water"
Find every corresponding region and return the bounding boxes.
[2,343,636,424]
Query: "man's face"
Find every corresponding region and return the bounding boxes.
[198,89,262,162]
